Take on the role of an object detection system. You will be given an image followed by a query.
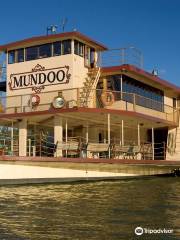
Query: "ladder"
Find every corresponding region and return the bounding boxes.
[79,67,101,107]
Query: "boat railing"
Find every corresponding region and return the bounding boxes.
[26,136,166,160]
[97,47,143,68]
[0,87,177,124]
[0,130,167,160]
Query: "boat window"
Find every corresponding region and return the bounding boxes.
[79,42,84,56]
[74,40,79,55]
[8,50,15,64]
[173,98,177,108]
[26,46,38,61]
[9,39,73,64]
[110,75,164,112]
[53,41,61,56]
[62,40,71,55]
[39,44,52,58]
[17,48,24,62]
[74,40,84,57]
[90,48,95,66]
[84,46,90,67]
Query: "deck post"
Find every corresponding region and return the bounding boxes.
[103,78,107,92]
[108,113,111,158]
[152,127,155,160]
[138,123,140,146]
[28,139,31,156]
[19,118,27,156]
[86,123,89,144]
[65,120,68,157]
[11,121,14,155]
[120,74,123,99]
[71,39,74,54]
[76,88,80,107]
[133,93,136,111]
[54,116,63,157]
[33,124,37,157]
[104,124,106,143]
[121,119,124,146]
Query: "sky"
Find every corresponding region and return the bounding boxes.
[0,0,180,85]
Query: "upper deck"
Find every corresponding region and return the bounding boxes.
[0,31,179,126]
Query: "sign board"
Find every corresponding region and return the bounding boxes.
[9,64,71,93]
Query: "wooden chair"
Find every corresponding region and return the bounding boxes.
[112,145,142,160]
[87,143,110,158]
[131,145,142,160]
[112,145,129,159]
[56,140,80,157]
[141,144,153,160]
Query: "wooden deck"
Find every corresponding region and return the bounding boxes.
[0,156,180,166]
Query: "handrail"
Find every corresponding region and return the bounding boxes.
[0,87,177,124]
[92,67,101,89]
[98,47,144,68]
[0,87,175,112]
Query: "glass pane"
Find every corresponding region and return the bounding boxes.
[17,48,24,62]
[8,51,15,64]
[39,44,52,58]
[120,76,164,111]
[79,42,84,56]
[85,46,90,66]
[53,42,61,56]
[62,40,71,55]
[26,46,38,61]
[74,40,79,55]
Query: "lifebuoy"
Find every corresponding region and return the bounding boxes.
[100,91,115,106]
[31,94,40,107]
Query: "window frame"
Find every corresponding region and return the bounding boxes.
[25,46,39,61]
[111,75,164,112]
[8,38,74,63]
[38,43,52,59]
[53,41,61,56]
[8,50,16,64]
[61,39,71,55]
[17,48,25,63]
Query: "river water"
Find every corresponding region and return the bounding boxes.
[0,177,179,240]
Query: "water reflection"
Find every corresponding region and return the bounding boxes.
[0,178,179,239]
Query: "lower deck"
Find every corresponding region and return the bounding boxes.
[0,108,178,161]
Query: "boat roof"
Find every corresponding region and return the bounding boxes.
[0,31,108,51]
[101,64,180,96]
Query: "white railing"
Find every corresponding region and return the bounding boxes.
[98,47,143,68]
[0,88,177,124]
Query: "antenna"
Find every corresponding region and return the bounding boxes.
[46,25,58,35]
[152,68,158,76]
[61,18,68,32]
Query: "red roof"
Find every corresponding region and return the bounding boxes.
[101,64,180,94]
[0,31,108,51]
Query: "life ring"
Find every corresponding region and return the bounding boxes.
[31,94,40,107]
[100,91,115,106]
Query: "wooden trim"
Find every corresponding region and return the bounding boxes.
[0,155,180,165]
[101,64,180,94]
[0,32,108,51]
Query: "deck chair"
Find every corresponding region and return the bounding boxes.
[56,140,80,157]
[87,143,110,158]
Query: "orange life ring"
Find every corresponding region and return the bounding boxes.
[31,94,40,107]
[101,91,115,106]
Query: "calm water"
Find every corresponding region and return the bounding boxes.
[0,178,179,240]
